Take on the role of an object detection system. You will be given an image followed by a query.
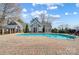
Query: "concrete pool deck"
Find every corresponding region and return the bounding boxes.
[0,33,79,55]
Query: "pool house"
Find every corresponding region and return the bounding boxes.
[0,19,23,35]
[30,17,52,33]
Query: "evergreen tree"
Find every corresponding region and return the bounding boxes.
[24,24,29,33]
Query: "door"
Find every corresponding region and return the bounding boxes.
[42,26,45,33]
[33,27,37,33]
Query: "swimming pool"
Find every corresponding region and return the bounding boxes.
[16,33,77,40]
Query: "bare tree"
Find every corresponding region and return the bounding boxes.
[58,24,69,30]
[0,3,21,26]
[39,13,60,24]
[74,26,79,31]
[39,13,46,22]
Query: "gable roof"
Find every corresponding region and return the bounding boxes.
[8,21,17,25]
[6,20,23,29]
[31,17,40,24]
[30,17,52,28]
[13,20,23,29]
[30,17,42,27]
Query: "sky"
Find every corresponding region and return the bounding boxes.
[20,3,79,28]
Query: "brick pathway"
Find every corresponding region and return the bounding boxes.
[0,34,79,55]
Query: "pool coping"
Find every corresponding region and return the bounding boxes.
[16,33,78,40]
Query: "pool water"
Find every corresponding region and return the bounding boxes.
[16,33,77,40]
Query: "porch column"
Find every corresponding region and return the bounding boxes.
[11,29,13,33]
[2,28,4,35]
[0,29,1,34]
[14,28,16,33]
[9,29,11,34]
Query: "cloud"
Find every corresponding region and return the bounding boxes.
[47,6,58,10]
[31,11,40,17]
[46,14,61,23]
[55,3,64,7]
[32,3,44,7]
[21,8,28,19]
[31,10,60,22]
[47,3,64,10]
[31,10,48,22]
[32,3,36,7]
[31,8,34,11]
[51,15,60,18]
[22,14,27,18]
[22,8,27,12]
[32,3,64,10]
[32,3,45,6]
[76,3,79,7]
[65,12,78,16]
[31,10,47,17]
[53,21,64,23]
[31,10,60,18]
[49,14,60,20]
[31,11,39,17]
[65,12,69,15]
[73,12,78,15]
